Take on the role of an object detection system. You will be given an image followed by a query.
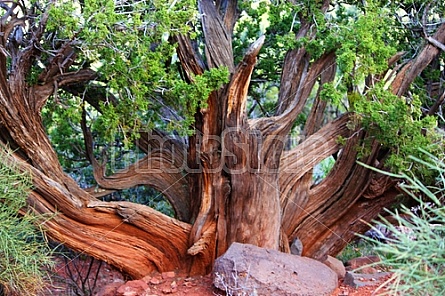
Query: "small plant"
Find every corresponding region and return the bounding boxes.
[336,239,377,263]
[0,149,53,295]
[360,151,445,295]
[49,244,105,296]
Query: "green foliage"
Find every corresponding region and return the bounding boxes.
[42,94,85,169]
[46,2,81,39]
[42,0,228,142]
[313,156,336,184]
[353,84,441,180]
[234,0,304,114]
[336,7,396,83]
[336,239,377,263]
[166,67,230,134]
[363,152,445,295]
[31,0,445,209]
[0,149,53,295]
[320,82,347,108]
[297,0,397,68]
[317,1,398,112]
[314,1,444,180]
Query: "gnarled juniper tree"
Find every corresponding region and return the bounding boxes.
[0,0,444,277]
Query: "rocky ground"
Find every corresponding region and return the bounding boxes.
[40,252,392,296]
[93,272,392,296]
[332,274,393,296]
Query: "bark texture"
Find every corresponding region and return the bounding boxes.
[0,1,443,278]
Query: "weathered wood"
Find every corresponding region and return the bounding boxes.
[302,187,399,259]
[226,35,265,127]
[392,23,445,96]
[198,0,235,72]
[1,1,444,280]
[81,113,190,221]
[3,149,192,278]
[303,59,337,137]
[279,114,351,238]
[279,114,351,193]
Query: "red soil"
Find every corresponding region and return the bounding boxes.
[41,254,392,296]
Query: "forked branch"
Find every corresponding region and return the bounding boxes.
[226,35,265,127]
[279,113,351,202]
[81,108,190,221]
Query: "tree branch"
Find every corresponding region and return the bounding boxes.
[279,113,351,201]
[176,34,205,80]
[220,0,238,34]
[392,22,445,96]
[428,89,445,116]
[0,135,193,278]
[252,52,336,137]
[275,0,331,117]
[198,0,234,72]
[278,52,336,131]
[294,139,383,259]
[425,35,445,51]
[226,35,265,127]
[275,26,311,115]
[62,79,118,112]
[31,68,98,113]
[17,2,51,80]
[81,108,191,221]
[37,43,77,83]
[303,58,337,137]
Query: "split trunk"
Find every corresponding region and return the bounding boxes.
[1,1,444,278]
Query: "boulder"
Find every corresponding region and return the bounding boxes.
[213,243,337,296]
[322,255,346,279]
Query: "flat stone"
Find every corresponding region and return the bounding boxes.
[95,280,125,296]
[116,279,150,296]
[343,271,392,288]
[346,255,381,274]
[149,277,162,285]
[141,275,152,284]
[161,271,176,279]
[213,242,337,296]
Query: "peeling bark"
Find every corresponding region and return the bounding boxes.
[3,150,192,278]
[199,0,235,72]
[1,1,444,280]
[392,23,445,96]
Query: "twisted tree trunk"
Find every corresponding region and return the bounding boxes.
[1,1,444,278]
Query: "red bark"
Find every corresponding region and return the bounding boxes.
[0,1,443,279]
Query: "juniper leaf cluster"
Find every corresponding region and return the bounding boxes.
[41,0,228,146]
[35,0,445,180]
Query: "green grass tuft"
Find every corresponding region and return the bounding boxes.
[362,150,445,295]
[0,148,54,295]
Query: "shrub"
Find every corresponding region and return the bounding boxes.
[361,151,445,295]
[0,149,53,295]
